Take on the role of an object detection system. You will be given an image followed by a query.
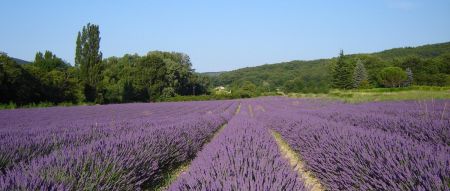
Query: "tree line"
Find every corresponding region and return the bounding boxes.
[210,42,450,94]
[330,50,448,89]
[0,23,208,106]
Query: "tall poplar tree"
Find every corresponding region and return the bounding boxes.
[75,23,102,102]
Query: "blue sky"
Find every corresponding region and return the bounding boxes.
[1,0,450,72]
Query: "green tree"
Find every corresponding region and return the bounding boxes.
[283,78,304,93]
[25,52,81,104]
[149,51,193,95]
[232,81,257,98]
[0,54,40,105]
[434,53,450,74]
[354,55,388,87]
[332,50,354,89]
[429,73,448,86]
[137,54,167,101]
[378,67,407,88]
[161,87,176,98]
[98,51,201,103]
[352,60,369,88]
[122,80,135,102]
[404,68,413,86]
[34,51,68,71]
[75,23,103,102]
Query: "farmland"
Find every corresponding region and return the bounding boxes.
[0,98,449,190]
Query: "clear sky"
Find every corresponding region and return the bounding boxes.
[1,0,450,72]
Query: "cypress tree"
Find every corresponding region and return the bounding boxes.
[75,23,103,102]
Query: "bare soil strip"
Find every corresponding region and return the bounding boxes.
[154,103,241,190]
[235,102,241,115]
[271,130,325,191]
[150,163,190,191]
[248,104,254,117]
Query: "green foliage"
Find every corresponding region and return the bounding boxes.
[290,86,450,103]
[209,59,332,94]
[374,42,450,59]
[353,54,389,87]
[161,87,177,99]
[283,78,304,93]
[0,54,41,105]
[209,42,450,93]
[1,22,208,107]
[99,51,207,103]
[138,53,167,101]
[237,81,258,98]
[434,53,450,74]
[75,23,103,102]
[28,51,80,103]
[283,74,329,93]
[404,68,413,86]
[352,60,369,88]
[1,52,81,106]
[34,51,69,71]
[1,49,204,107]
[378,67,407,88]
[0,102,17,110]
[332,50,355,89]
[161,94,237,102]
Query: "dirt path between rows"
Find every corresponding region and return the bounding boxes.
[271,130,325,191]
[152,102,241,190]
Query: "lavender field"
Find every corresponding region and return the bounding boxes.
[0,98,448,190]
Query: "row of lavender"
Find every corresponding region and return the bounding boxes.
[290,99,449,146]
[0,101,231,172]
[0,101,238,190]
[0,102,232,172]
[253,97,449,190]
[169,102,307,190]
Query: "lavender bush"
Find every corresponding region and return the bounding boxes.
[0,101,237,190]
[254,97,449,191]
[169,102,307,191]
[1,97,448,191]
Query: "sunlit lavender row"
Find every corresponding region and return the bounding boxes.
[0,101,238,190]
[169,102,307,191]
[253,97,449,191]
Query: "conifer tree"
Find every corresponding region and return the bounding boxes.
[404,67,413,87]
[332,50,354,89]
[352,59,368,88]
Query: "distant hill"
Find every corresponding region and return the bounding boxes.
[373,42,450,60]
[11,57,31,65]
[0,52,31,65]
[201,71,225,77]
[208,42,450,90]
[210,59,332,87]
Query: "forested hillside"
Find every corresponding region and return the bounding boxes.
[374,42,450,59]
[209,42,450,93]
